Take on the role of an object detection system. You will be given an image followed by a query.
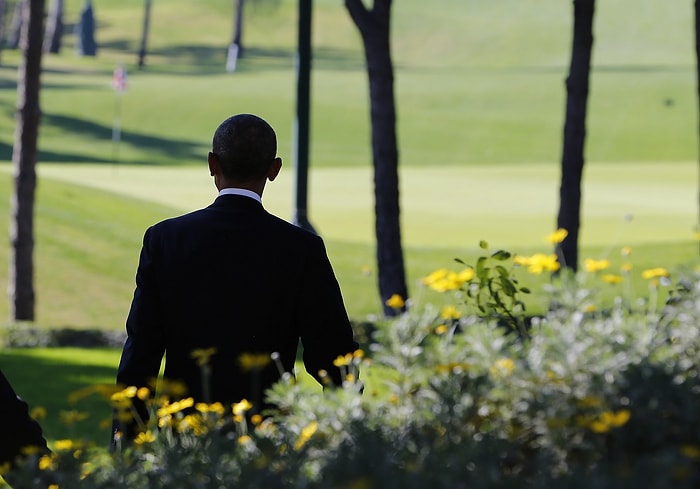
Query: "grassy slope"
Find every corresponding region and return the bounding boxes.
[0,0,696,166]
[0,2,696,323]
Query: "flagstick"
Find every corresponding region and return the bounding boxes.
[112,92,122,169]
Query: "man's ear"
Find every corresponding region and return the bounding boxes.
[208,152,219,177]
[267,157,283,182]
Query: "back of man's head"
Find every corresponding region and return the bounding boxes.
[212,114,277,181]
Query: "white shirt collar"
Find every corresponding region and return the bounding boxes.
[218,188,262,204]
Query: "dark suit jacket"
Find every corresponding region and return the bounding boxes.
[0,369,48,467]
[116,194,357,434]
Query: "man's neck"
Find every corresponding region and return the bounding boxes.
[218,187,262,204]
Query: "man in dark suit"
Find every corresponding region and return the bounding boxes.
[0,369,49,470]
[114,114,357,441]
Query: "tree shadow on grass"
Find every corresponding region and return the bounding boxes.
[39,113,203,164]
[0,350,118,443]
[0,113,203,164]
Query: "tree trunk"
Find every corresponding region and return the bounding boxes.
[555,0,595,272]
[696,0,700,254]
[226,0,244,71]
[10,0,45,322]
[7,0,23,49]
[75,0,97,56]
[346,0,407,316]
[0,0,7,64]
[137,0,152,68]
[43,0,63,53]
[233,0,244,55]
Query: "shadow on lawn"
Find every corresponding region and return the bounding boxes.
[0,113,204,164]
[0,350,118,444]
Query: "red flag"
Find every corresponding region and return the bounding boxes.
[112,66,127,93]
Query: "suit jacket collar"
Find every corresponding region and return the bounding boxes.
[210,194,265,212]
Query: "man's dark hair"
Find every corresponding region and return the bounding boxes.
[212,114,277,180]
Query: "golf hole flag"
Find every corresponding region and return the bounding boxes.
[112,65,127,93]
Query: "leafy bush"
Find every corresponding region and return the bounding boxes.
[4,242,700,488]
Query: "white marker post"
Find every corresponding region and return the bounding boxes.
[111,65,128,164]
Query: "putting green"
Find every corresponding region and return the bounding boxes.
[23,161,696,250]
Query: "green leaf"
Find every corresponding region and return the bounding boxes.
[501,279,517,297]
[476,256,488,277]
[454,257,465,264]
[479,240,488,250]
[519,287,531,294]
[491,250,511,261]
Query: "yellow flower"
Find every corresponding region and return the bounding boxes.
[601,274,624,284]
[440,305,461,320]
[421,268,449,286]
[110,386,137,404]
[353,349,365,359]
[49,485,59,489]
[520,253,560,274]
[239,352,271,371]
[333,353,353,367]
[385,294,405,309]
[583,258,610,273]
[54,439,74,451]
[294,421,319,450]
[621,246,632,257]
[156,397,194,418]
[251,414,263,425]
[134,430,156,445]
[30,406,47,420]
[70,384,122,404]
[583,304,597,313]
[642,267,670,279]
[195,402,225,415]
[457,267,475,282]
[232,399,253,416]
[547,228,568,244]
[680,444,700,460]
[422,268,472,292]
[435,324,448,335]
[0,462,11,475]
[490,357,515,377]
[39,454,55,471]
[21,445,43,456]
[238,435,253,445]
[60,410,89,425]
[136,387,150,401]
[158,415,173,429]
[620,263,633,272]
[191,347,217,366]
[178,414,207,436]
[586,409,631,433]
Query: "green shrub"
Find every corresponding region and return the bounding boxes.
[4,246,700,488]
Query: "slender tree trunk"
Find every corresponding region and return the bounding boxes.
[233,0,244,55]
[696,0,700,253]
[43,0,63,53]
[10,0,45,322]
[227,0,244,71]
[137,0,152,68]
[346,0,407,316]
[0,0,7,64]
[8,0,23,49]
[556,0,595,272]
